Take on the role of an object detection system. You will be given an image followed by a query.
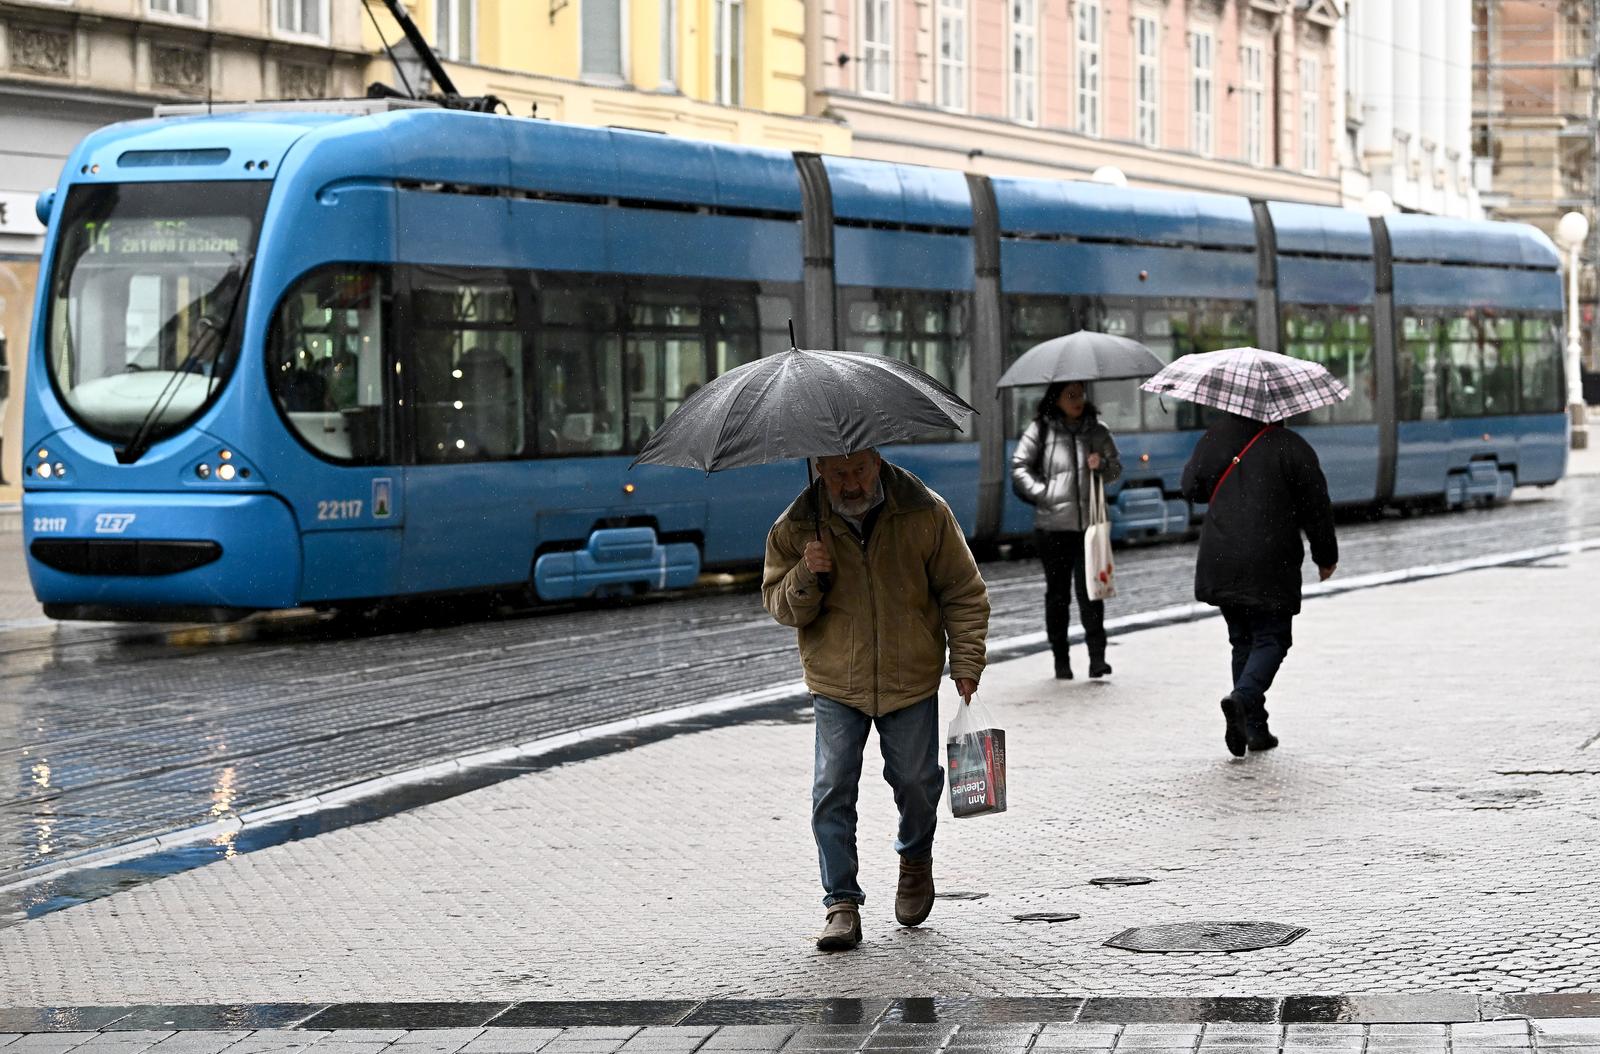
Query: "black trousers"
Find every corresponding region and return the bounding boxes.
[1036,529,1106,667]
[1219,605,1294,724]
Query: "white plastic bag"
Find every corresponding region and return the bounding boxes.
[946,695,1007,818]
[1084,474,1116,601]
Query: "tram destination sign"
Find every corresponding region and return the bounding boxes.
[81,216,249,257]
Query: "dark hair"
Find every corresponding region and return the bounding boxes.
[1036,381,1099,424]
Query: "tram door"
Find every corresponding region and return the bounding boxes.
[397,268,536,595]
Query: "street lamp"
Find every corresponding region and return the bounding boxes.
[1556,210,1589,450]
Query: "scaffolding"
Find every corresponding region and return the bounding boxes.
[1473,0,1599,373]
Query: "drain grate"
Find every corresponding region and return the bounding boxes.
[1090,876,1153,887]
[935,891,988,900]
[1105,920,1307,953]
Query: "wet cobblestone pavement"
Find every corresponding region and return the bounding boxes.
[1,543,1597,1002]
[10,1014,1600,1050]
[3,472,1599,889]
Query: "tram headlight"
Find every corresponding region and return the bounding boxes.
[196,464,212,479]
[36,463,52,479]
[217,464,237,482]
[52,463,66,478]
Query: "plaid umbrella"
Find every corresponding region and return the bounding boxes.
[1138,346,1350,423]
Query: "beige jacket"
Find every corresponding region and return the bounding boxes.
[761,462,991,715]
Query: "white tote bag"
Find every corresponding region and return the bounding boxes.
[1083,474,1116,601]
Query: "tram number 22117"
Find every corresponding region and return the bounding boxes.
[317,499,364,521]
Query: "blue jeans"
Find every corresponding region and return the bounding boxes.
[812,694,943,907]
[1220,605,1294,720]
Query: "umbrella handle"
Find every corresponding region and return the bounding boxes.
[806,460,832,595]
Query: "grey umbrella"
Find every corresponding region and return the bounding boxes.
[996,330,1166,388]
[630,344,976,472]
[631,330,976,591]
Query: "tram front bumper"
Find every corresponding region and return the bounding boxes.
[23,490,303,620]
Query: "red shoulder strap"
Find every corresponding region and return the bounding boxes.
[1208,425,1275,506]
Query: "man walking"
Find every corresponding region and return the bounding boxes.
[1181,413,1337,756]
[762,448,990,952]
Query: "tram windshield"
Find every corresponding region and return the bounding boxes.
[47,181,270,445]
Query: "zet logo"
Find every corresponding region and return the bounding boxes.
[94,513,137,534]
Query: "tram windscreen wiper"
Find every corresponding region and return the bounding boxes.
[116,257,252,466]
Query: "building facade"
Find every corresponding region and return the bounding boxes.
[802,0,1344,203]
[362,0,849,153]
[1339,0,1480,218]
[1472,0,1596,370]
[0,0,370,499]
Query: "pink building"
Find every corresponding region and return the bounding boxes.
[806,0,1344,203]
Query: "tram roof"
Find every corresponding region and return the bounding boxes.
[820,155,974,229]
[1267,201,1374,257]
[66,104,805,216]
[991,177,1257,250]
[1384,213,1560,269]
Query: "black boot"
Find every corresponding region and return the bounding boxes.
[1088,650,1112,678]
[1244,699,1278,751]
[1220,695,1247,757]
[1054,656,1074,680]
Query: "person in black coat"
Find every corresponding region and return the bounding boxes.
[1181,412,1338,756]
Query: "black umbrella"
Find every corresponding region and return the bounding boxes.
[631,325,976,589]
[996,330,1165,388]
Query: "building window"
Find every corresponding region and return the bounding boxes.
[582,0,626,80]
[937,0,967,111]
[1076,0,1101,136]
[714,0,744,105]
[437,0,474,62]
[1010,0,1037,124]
[1301,55,1321,173]
[150,0,204,19]
[1242,42,1265,166]
[860,0,894,97]
[1134,14,1159,147]
[1189,28,1214,156]
[276,0,326,37]
[661,0,677,89]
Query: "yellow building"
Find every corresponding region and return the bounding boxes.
[362,0,848,153]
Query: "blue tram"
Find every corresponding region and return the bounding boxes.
[21,101,1567,620]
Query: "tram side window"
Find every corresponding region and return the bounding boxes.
[1003,296,1076,433]
[412,271,526,463]
[1443,316,1484,416]
[1519,316,1564,413]
[1480,316,1519,415]
[267,268,389,463]
[627,291,707,450]
[533,282,624,456]
[531,276,792,457]
[1398,315,1444,421]
[1282,306,1374,424]
[842,288,973,442]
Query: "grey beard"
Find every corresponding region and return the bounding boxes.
[835,495,875,518]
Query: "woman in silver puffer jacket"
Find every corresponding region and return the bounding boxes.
[1010,380,1123,680]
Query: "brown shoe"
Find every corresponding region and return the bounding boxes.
[816,901,861,951]
[895,855,935,927]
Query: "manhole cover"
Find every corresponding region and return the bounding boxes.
[1105,920,1306,953]
[1012,912,1080,923]
[935,891,988,900]
[1090,876,1153,887]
